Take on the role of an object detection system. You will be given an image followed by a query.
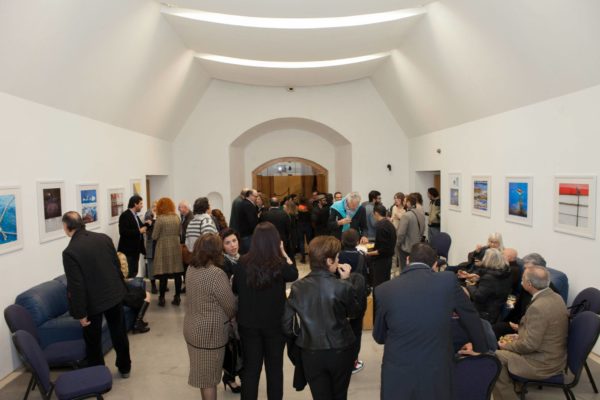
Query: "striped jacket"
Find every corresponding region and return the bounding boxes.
[185,213,217,251]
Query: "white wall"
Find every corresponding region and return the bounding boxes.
[244,129,337,190]
[0,93,171,379]
[173,79,409,213]
[409,84,600,312]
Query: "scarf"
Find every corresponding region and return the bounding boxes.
[224,253,240,264]
[330,199,360,232]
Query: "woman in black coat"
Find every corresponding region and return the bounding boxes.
[466,248,512,323]
[232,222,298,400]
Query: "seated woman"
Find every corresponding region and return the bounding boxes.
[465,248,512,324]
[117,252,151,334]
[283,236,364,399]
[458,232,505,274]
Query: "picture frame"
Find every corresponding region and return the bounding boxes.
[107,187,125,225]
[505,176,533,226]
[37,180,66,243]
[130,178,142,198]
[554,175,596,239]
[0,186,24,255]
[76,184,100,230]
[472,176,491,218]
[448,173,461,212]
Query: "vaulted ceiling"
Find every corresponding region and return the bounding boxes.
[1,0,600,139]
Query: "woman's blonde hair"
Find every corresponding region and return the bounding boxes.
[117,251,128,277]
[487,232,505,252]
[482,248,507,270]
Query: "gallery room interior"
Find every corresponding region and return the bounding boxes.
[1,0,600,398]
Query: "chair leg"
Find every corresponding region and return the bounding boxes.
[584,360,599,393]
[520,383,528,400]
[23,375,34,400]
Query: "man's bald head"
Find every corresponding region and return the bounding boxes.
[503,248,518,263]
[178,201,190,215]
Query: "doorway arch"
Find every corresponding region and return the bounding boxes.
[252,157,328,198]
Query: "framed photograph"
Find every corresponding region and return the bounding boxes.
[0,186,24,255]
[107,187,124,224]
[554,175,596,239]
[76,184,100,230]
[505,177,533,226]
[472,176,491,218]
[130,178,142,197]
[37,181,66,243]
[448,173,461,212]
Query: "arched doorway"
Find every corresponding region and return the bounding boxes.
[252,157,328,199]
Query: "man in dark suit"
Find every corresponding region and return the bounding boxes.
[117,195,147,278]
[238,189,259,254]
[373,243,487,400]
[260,197,292,254]
[61,212,131,378]
[229,188,249,233]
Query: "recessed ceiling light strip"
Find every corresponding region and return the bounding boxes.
[195,53,390,68]
[161,5,425,29]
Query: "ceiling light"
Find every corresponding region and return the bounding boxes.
[161,5,425,29]
[195,53,390,69]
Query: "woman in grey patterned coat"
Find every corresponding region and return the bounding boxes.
[184,233,236,400]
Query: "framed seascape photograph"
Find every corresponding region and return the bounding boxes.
[37,181,66,243]
[107,188,124,224]
[448,173,461,212]
[130,178,142,197]
[505,177,533,226]
[0,186,24,255]
[472,176,491,218]
[76,184,100,230]
[554,175,597,239]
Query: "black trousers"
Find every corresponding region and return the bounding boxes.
[239,325,286,400]
[301,346,355,400]
[240,236,252,255]
[125,253,139,278]
[83,303,131,373]
[158,273,182,297]
[371,256,393,288]
[349,317,363,361]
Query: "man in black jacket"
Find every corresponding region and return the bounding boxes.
[367,204,397,288]
[238,189,259,254]
[62,212,131,378]
[117,195,147,278]
[373,243,486,400]
[260,197,292,254]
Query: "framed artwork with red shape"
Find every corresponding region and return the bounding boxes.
[554,176,596,239]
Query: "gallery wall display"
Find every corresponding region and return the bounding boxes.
[472,176,491,218]
[0,186,23,255]
[448,173,461,212]
[76,184,100,230]
[37,180,66,243]
[130,178,142,198]
[505,176,533,226]
[107,187,124,224]
[554,175,597,239]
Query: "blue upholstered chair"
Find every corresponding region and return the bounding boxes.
[454,354,501,400]
[430,232,452,260]
[12,330,112,400]
[547,267,569,303]
[509,311,600,400]
[568,287,600,393]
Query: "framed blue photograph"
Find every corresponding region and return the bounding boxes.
[505,176,533,226]
[0,186,23,255]
[77,184,100,230]
[472,176,491,218]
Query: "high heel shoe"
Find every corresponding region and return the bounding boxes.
[223,378,241,393]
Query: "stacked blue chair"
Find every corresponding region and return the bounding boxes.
[547,268,569,303]
[569,287,600,393]
[454,354,501,400]
[509,311,600,400]
[4,304,86,400]
[12,330,112,400]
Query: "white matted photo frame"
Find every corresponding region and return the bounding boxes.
[107,187,125,225]
[130,178,142,198]
[505,176,533,226]
[76,184,100,230]
[448,173,461,212]
[0,186,24,255]
[472,176,491,218]
[554,175,597,239]
[37,180,66,243]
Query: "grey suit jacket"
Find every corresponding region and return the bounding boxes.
[396,207,426,253]
[504,288,568,377]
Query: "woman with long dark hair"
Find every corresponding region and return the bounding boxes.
[232,222,298,400]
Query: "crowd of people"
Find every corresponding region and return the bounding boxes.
[57,186,570,400]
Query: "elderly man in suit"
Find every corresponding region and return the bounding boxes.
[260,197,292,255]
[492,256,569,400]
[117,195,147,278]
[373,242,487,400]
[62,211,131,378]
